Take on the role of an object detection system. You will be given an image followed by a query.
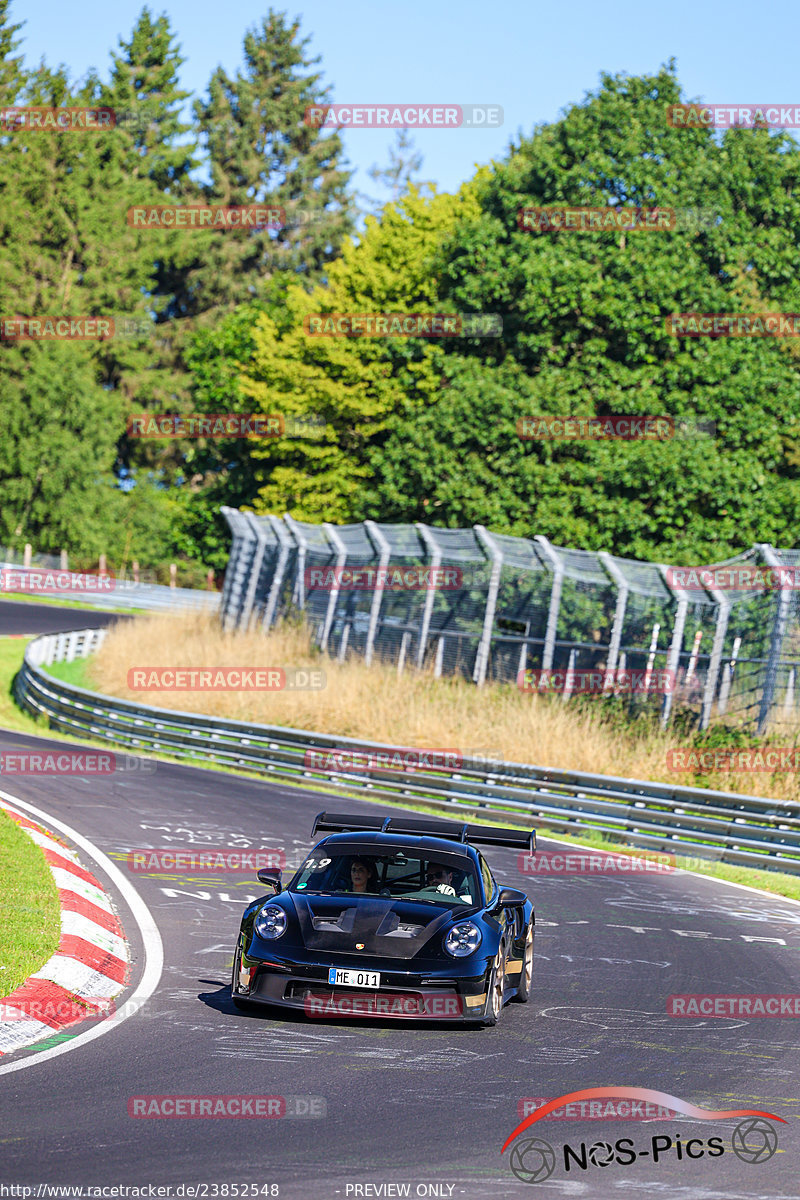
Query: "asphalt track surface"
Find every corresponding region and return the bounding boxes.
[0,598,131,636]
[1,610,799,1197]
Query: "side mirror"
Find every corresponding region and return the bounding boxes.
[257,868,282,894]
[496,886,527,908]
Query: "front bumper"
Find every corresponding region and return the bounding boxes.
[236,947,490,1020]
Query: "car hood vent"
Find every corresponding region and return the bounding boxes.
[290,895,451,960]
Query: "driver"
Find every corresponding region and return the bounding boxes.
[425,862,473,902]
[425,862,458,896]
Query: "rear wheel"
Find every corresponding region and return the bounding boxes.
[480,945,506,1027]
[512,922,534,1003]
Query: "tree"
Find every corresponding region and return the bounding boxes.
[367,65,800,559]
[184,9,354,320]
[362,128,432,215]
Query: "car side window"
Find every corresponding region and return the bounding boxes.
[479,855,496,905]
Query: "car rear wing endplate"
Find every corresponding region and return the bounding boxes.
[311,811,535,854]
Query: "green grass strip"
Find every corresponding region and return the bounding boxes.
[0,806,61,995]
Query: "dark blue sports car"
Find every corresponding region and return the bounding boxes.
[231,812,535,1025]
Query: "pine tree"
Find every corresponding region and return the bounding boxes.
[184,9,355,319]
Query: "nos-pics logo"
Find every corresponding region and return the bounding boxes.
[502,1088,784,1184]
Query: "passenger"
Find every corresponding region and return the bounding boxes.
[349,857,379,893]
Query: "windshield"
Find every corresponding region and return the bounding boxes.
[291,848,480,907]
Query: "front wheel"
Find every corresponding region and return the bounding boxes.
[231,937,254,1011]
[480,945,506,1027]
[511,922,534,1003]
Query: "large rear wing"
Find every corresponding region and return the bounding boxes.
[311,811,535,854]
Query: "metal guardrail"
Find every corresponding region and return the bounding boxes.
[0,562,220,613]
[12,630,800,876]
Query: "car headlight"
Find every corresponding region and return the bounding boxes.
[444,921,482,957]
[254,905,287,940]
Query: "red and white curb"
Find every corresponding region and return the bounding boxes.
[0,802,130,1056]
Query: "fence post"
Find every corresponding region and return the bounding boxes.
[517,621,531,682]
[472,525,503,686]
[320,523,347,652]
[717,635,741,715]
[169,562,177,589]
[415,524,442,669]
[261,516,294,630]
[757,544,792,735]
[23,543,32,568]
[534,535,563,671]
[219,506,257,631]
[364,520,391,667]
[783,667,796,717]
[561,648,576,702]
[599,551,629,687]
[397,631,410,677]
[434,636,446,677]
[283,514,309,610]
[60,549,68,570]
[700,586,731,730]
[239,515,269,631]
[660,565,690,728]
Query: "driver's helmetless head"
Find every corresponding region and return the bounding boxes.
[350,859,372,892]
[425,863,452,885]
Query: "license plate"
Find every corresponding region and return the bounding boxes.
[328,968,380,988]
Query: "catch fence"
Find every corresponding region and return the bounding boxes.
[219,509,800,734]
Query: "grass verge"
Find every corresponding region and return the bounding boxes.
[0,806,61,995]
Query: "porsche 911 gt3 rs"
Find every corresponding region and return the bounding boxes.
[231,812,535,1026]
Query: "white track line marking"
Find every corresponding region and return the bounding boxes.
[0,791,163,1076]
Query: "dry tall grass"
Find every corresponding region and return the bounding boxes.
[90,611,799,801]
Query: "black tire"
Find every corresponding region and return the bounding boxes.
[480,944,506,1027]
[511,921,534,1003]
[231,938,255,1011]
